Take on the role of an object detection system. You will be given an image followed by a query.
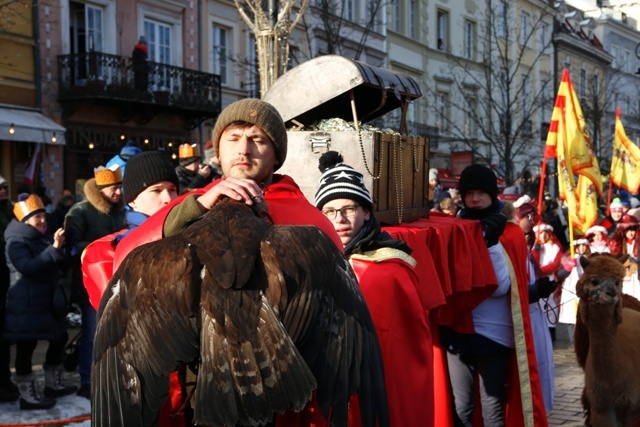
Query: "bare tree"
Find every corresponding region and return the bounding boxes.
[428,2,555,182]
[581,69,621,172]
[234,0,309,97]
[297,0,386,61]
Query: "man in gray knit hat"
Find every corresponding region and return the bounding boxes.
[110,99,346,423]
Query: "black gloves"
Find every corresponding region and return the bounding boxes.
[535,277,557,300]
[481,212,507,247]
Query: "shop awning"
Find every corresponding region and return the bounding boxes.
[0,107,66,145]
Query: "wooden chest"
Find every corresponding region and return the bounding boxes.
[279,130,429,225]
[264,55,430,225]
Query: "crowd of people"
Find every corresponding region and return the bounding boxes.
[1,97,636,425]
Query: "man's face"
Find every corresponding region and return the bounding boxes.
[214,124,278,185]
[0,183,7,200]
[128,181,178,217]
[321,198,369,247]
[184,160,200,172]
[100,184,122,204]
[463,189,492,209]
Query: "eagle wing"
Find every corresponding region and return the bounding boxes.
[92,235,202,426]
[183,200,317,426]
[260,225,390,427]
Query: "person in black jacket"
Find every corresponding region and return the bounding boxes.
[4,195,77,410]
[175,143,214,194]
[0,176,17,402]
[132,36,149,97]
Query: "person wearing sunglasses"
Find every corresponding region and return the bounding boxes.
[314,151,430,427]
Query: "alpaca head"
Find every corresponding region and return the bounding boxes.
[576,254,626,308]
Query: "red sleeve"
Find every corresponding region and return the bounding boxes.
[81,231,120,311]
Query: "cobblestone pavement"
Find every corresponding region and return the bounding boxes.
[547,324,586,427]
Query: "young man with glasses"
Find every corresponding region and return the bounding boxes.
[314,151,431,427]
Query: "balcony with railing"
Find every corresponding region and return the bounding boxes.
[57,52,222,129]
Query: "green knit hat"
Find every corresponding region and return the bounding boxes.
[211,99,287,171]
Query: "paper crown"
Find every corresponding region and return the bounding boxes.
[13,194,45,222]
[94,165,122,187]
[179,143,200,159]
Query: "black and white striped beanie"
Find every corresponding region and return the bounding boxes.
[314,151,373,211]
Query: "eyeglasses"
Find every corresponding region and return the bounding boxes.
[322,204,360,219]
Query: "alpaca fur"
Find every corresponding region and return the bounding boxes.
[574,253,640,426]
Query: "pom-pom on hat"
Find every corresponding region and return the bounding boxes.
[533,222,554,233]
[459,164,498,202]
[94,165,122,188]
[314,151,373,211]
[123,151,179,203]
[211,99,287,171]
[13,194,45,222]
[120,140,142,161]
[585,225,607,237]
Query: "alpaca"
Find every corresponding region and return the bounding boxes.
[575,253,640,426]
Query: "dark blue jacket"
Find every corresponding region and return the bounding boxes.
[4,219,66,341]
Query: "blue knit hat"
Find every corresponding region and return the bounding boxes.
[120,140,142,160]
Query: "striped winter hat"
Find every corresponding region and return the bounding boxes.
[314,151,373,211]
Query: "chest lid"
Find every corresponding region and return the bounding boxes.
[263,55,422,128]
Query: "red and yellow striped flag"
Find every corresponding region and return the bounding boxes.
[544,69,601,233]
[610,107,640,194]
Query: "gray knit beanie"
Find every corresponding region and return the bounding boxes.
[123,151,179,203]
[211,99,287,171]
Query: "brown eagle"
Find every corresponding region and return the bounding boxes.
[91,198,389,427]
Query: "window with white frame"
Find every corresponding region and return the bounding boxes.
[498,2,508,39]
[393,0,401,32]
[580,68,586,99]
[143,19,172,90]
[86,5,103,52]
[624,50,631,73]
[144,20,171,64]
[211,24,228,85]
[345,0,355,22]
[465,95,477,138]
[247,36,259,98]
[436,91,450,132]
[464,20,476,60]
[538,22,548,53]
[410,0,417,39]
[611,45,618,68]
[521,73,529,119]
[521,11,530,47]
[437,10,448,51]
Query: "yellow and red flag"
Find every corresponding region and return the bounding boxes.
[542,69,602,236]
[610,107,640,194]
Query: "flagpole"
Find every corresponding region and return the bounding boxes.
[606,176,613,216]
[537,158,547,218]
